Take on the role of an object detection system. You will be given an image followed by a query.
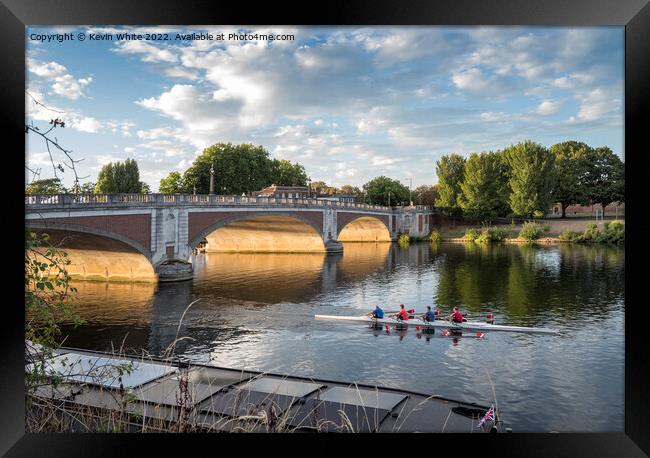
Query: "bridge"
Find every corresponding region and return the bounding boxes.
[26,194,436,282]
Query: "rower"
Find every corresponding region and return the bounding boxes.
[395,304,410,321]
[421,305,436,322]
[369,305,384,319]
[449,306,464,324]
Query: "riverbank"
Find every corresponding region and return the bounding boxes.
[26,345,501,433]
[428,218,624,244]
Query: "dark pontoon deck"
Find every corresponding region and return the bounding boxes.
[29,346,504,433]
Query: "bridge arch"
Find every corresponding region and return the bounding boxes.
[337,215,391,242]
[26,222,157,282]
[188,211,326,252]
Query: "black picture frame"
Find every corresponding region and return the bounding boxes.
[5,0,649,455]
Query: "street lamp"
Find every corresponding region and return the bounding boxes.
[209,163,215,195]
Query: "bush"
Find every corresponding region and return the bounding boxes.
[603,220,624,244]
[428,229,441,243]
[519,222,542,241]
[475,226,506,243]
[543,225,551,233]
[559,230,581,242]
[464,228,480,241]
[398,234,410,246]
[558,221,624,244]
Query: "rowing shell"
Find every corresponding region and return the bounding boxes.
[314,314,559,335]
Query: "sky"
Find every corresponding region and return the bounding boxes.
[25,26,624,192]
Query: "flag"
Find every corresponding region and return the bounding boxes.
[477,405,495,429]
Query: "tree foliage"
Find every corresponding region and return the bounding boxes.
[582,147,625,216]
[503,141,556,217]
[362,176,410,206]
[459,152,508,221]
[270,159,308,187]
[159,171,182,194]
[95,159,146,193]
[550,141,592,217]
[413,184,439,206]
[25,178,65,195]
[435,154,466,215]
[180,143,275,194]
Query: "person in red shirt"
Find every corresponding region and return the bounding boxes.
[395,304,410,321]
[449,306,464,323]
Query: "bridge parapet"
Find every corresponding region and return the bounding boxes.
[25,193,420,213]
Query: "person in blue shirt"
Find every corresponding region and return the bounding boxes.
[421,305,436,322]
[369,305,384,319]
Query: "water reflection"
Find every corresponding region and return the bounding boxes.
[61,242,624,432]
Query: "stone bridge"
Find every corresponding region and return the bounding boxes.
[25,194,435,282]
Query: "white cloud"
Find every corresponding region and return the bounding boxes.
[112,40,177,63]
[28,58,92,100]
[536,99,561,116]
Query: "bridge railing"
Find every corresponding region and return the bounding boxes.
[26,193,434,213]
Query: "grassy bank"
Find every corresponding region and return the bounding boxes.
[430,218,624,244]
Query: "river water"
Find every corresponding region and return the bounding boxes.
[60,242,625,432]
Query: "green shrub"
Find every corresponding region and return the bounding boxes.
[428,229,441,243]
[581,223,600,242]
[559,230,582,242]
[519,222,542,241]
[465,228,480,241]
[604,220,624,244]
[474,226,507,243]
[543,225,551,233]
[398,233,410,246]
[532,210,545,219]
[489,227,506,241]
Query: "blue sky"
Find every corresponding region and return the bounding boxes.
[25,26,624,192]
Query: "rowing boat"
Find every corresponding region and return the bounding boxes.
[314,314,559,335]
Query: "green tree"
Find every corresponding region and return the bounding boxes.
[79,182,96,194]
[338,185,363,200]
[550,141,592,217]
[311,181,337,195]
[159,172,182,194]
[95,159,145,193]
[459,152,507,221]
[25,178,65,195]
[180,143,274,194]
[582,147,625,216]
[413,184,439,206]
[435,154,466,215]
[362,176,410,206]
[270,159,308,186]
[503,141,556,217]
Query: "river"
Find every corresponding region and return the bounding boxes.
[60,242,625,432]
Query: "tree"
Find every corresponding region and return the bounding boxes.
[413,184,439,206]
[503,141,556,218]
[95,159,145,193]
[78,182,96,194]
[140,182,151,194]
[159,171,182,194]
[362,176,410,206]
[459,152,506,221]
[582,147,625,216]
[550,141,592,217]
[338,185,363,200]
[180,143,275,194]
[311,181,337,196]
[25,178,65,195]
[270,159,308,186]
[435,154,466,215]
